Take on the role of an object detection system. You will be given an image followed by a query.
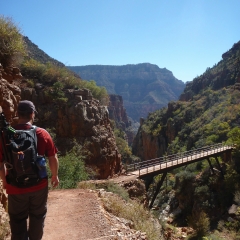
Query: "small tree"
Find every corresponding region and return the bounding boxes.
[0,15,26,66]
[188,211,210,238]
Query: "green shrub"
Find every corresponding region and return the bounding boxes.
[175,171,196,185]
[227,127,240,152]
[50,145,89,189]
[21,59,108,103]
[0,15,26,66]
[26,79,35,88]
[113,127,132,163]
[152,123,162,136]
[102,181,129,201]
[220,165,240,206]
[187,211,210,238]
[44,81,68,104]
[45,128,56,142]
[81,80,109,105]
[194,185,209,194]
[115,136,131,160]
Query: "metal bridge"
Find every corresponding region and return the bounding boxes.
[124,143,234,208]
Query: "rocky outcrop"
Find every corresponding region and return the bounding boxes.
[0,63,22,122]
[21,86,122,179]
[0,63,22,238]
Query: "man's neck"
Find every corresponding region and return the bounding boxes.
[17,119,33,125]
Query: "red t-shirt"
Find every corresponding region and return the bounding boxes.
[0,124,58,195]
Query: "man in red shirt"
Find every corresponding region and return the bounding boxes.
[0,100,59,240]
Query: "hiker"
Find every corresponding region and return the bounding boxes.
[0,100,59,240]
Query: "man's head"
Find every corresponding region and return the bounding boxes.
[17,100,37,120]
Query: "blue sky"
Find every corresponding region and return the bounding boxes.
[2,1,240,82]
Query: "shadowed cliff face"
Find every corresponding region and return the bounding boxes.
[68,63,185,122]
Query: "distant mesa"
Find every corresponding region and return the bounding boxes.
[68,63,185,122]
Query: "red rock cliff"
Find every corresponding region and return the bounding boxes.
[21,85,122,179]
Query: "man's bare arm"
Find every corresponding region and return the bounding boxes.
[48,154,59,188]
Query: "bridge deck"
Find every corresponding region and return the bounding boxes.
[126,143,234,178]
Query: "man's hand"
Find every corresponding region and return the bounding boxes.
[48,155,59,188]
[51,175,59,188]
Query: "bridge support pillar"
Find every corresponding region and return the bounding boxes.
[149,172,167,209]
[207,157,214,174]
[143,176,154,191]
[215,156,224,179]
[222,150,232,163]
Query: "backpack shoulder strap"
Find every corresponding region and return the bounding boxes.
[31,125,38,152]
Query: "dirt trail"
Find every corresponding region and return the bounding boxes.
[43,174,146,240]
[43,189,114,240]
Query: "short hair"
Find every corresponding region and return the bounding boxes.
[17,100,37,114]
[17,111,33,120]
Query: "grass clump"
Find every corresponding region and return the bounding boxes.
[77,181,97,190]
[78,180,129,201]
[101,193,162,240]
[0,15,26,66]
[101,181,129,201]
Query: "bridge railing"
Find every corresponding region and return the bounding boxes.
[125,143,233,175]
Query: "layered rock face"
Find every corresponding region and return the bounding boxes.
[108,94,135,145]
[21,86,122,179]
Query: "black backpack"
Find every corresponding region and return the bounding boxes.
[5,126,40,188]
